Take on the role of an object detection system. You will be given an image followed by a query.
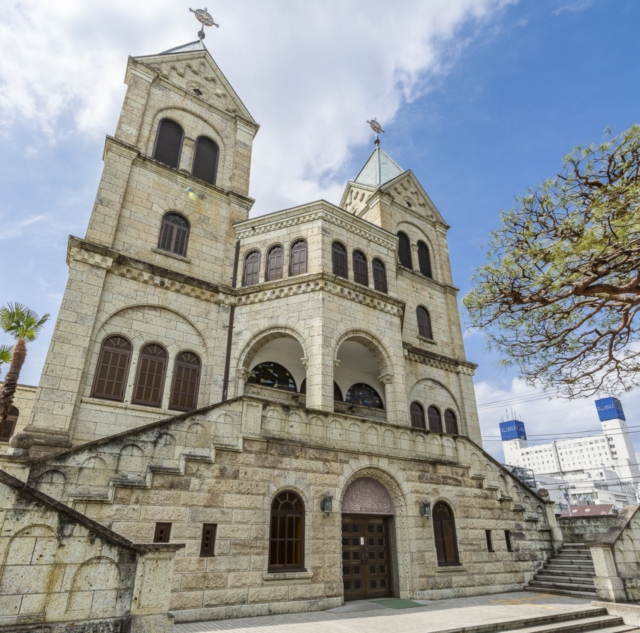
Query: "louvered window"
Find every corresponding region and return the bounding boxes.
[269,491,305,571]
[92,336,132,402]
[266,245,284,281]
[398,232,412,269]
[445,409,459,435]
[132,344,167,407]
[332,242,348,279]
[353,250,368,286]
[410,402,426,429]
[290,240,308,276]
[433,502,459,566]
[154,523,172,543]
[200,524,217,557]
[158,213,190,257]
[153,119,183,169]
[417,306,433,339]
[0,406,18,442]
[243,250,261,285]
[192,136,219,185]
[372,258,387,293]
[418,241,432,278]
[428,406,443,433]
[169,352,201,412]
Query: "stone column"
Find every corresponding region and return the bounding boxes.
[305,326,333,412]
[591,544,627,602]
[115,62,156,147]
[180,136,196,173]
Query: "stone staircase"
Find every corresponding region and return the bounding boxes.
[527,543,597,599]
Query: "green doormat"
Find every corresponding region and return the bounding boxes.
[369,598,424,609]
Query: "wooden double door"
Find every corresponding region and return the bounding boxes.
[342,515,392,601]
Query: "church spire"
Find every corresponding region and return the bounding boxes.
[354,146,404,188]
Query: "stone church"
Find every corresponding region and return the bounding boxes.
[0,35,560,626]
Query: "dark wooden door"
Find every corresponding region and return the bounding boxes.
[342,515,391,601]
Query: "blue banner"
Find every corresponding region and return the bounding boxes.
[500,420,527,441]
[595,397,625,421]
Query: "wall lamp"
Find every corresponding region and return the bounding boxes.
[320,491,333,513]
[419,499,432,518]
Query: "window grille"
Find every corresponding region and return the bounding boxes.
[243,250,261,285]
[153,119,183,169]
[192,136,219,185]
[266,245,284,281]
[372,258,387,293]
[269,491,305,571]
[332,242,348,279]
[428,406,443,433]
[417,306,433,339]
[169,352,201,411]
[433,502,459,566]
[397,232,412,269]
[444,409,458,435]
[92,336,132,402]
[158,213,190,257]
[418,241,432,278]
[410,402,426,429]
[290,240,308,276]
[132,344,167,407]
[353,250,368,286]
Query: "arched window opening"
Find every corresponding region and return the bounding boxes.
[433,502,460,566]
[417,306,433,340]
[169,352,201,412]
[397,231,412,270]
[372,258,387,293]
[266,245,284,281]
[428,406,442,433]
[290,240,308,276]
[269,491,305,571]
[153,119,183,169]
[132,344,168,407]
[418,241,432,278]
[332,242,348,279]
[0,406,18,442]
[158,213,190,257]
[247,362,296,392]
[92,336,132,402]
[345,383,384,409]
[334,382,343,402]
[445,409,459,435]
[410,402,426,429]
[299,379,306,394]
[353,250,368,286]
[192,136,219,185]
[243,250,261,286]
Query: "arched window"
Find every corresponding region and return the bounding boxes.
[269,491,305,571]
[243,250,261,285]
[169,352,201,411]
[372,258,387,293]
[334,382,343,401]
[410,402,426,429]
[153,119,184,169]
[132,344,168,407]
[353,250,368,286]
[417,306,433,339]
[158,213,190,257]
[345,383,384,409]
[0,406,18,442]
[445,409,459,435]
[418,241,432,278]
[299,378,306,394]
[428,406,442,433]
[92,336,132,402]
[192,136,219,185]
[433,502,459,566]
[397,231,412,270]
[266,245,284,281]
[290,240,308,276]
[247,362,296,392]
[332,242,348,279]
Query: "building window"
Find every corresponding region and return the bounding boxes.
[334,382,344,401]
[428,406,442,433]
[410,402,426,429]
[248,362,297,392]
[397,231,412,270]
[91,336,132,402]
[505,530,513,552]
[158,213,190,257]
[0,406,18,442]
[269,491,305,571]
[433,502,459,566]
[200,524,217,557]
[345,383,384,409]
[243,250,261,285]
[132,344,168,407]
[192,136,219,185]
[372,258,387,293]
[332,242,348,279]
[418,241,432,278]
[169,352,201,411]
[353,250,368,286]
[486,530,494,552]
[417,306,433,339]
[266,245,284,281]
[154,522,172,543]
[290,240,308,276]
[444,409,458,435]
[153,119,183,169]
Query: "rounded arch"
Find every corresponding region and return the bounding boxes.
[409,378,461,415]
[268,490,305,571]
[342,476,394,515]
[338,465,407,517]
[237,327,308,373]
[395,221,438,275]
[333,330,393,376]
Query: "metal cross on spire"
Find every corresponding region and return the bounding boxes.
[367,118,385,146]
[190,7,219,40]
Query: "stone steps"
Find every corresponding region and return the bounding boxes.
[528,579,597,593]
[535,572,595,583]
[513,616,630,633]
[527,585,598,599]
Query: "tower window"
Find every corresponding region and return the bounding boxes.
[290,240,308,276]
[153,118,184,169]
[158,213,190,257]
[353,250,368,286]
[417,306,433,339]
[332,242,348,279]
[428,406,442,433]
[397,231,412,270]
[192,136,219,185]
[445,409,458,435]
[266,245,284,281]
[132,344,168,408]
[92,336,132,402]
[169,352,201,412]
[243,250,261,285]
[193,88,203,96]
[418,241,432,278]
[410,402,426,429]
[372,258,387,293]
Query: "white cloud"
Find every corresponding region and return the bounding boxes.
[552,0,595,16]
[0,214,47,241]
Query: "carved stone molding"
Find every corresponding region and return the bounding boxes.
[68,247,114,271]
[404,343,477,376]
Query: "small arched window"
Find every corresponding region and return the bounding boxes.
[269,491,305,571]
[345,383,384,409]
[266,245,284,281]
[332,242,348,279]
[372,258,387,293]
[0,406,19,442]
[158,213,190,257]
[418,241,432,278]
[169,352,201,412]
[334,382,343,401]
[92,336,132,402]
[433,501,459,566]
[290,240,308,276]
[445,409,459,435]
[132,344,168,408]
[192,136,219,185]
[417,306,433,339]
[153,119,184,169]
[397,231,412,270]
[243,250,261,285]
[352,250,368,286]
[410,402,426,429]
[248,362,296,392]
[428,406,443,433]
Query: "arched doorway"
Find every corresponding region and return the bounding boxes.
[341,477,395,601]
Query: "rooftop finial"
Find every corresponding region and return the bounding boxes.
[367,118,385,146]
[190,7,219,40]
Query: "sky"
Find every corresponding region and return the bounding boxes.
[1,0,639,462]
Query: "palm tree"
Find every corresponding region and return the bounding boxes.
[0,345,12,377]
[0,303,49,423]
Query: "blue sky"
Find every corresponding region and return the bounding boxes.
[1,0,638,460]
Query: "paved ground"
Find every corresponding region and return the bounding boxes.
[175,591,594,633]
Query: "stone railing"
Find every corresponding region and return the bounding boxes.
[559,515,617,543]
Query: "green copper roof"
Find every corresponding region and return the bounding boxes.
[354,147,404,188]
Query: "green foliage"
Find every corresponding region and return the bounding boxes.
[464,125,640,397]
[0,302,50,342]
[0,345,12,375]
